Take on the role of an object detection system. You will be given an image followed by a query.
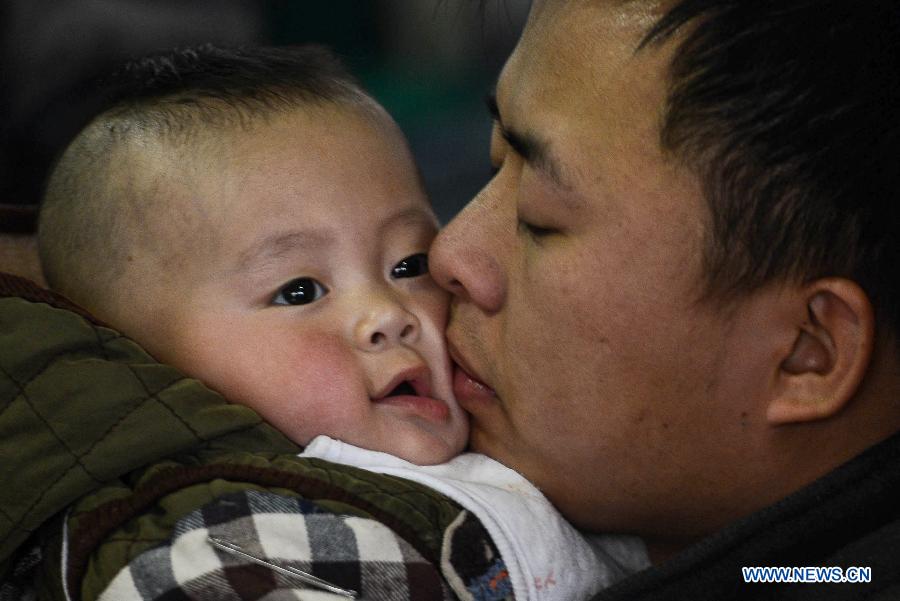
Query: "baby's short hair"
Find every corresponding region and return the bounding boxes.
[39,44,370,310]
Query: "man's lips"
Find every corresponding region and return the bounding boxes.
[371,366,450,422]
[447,344,497,408]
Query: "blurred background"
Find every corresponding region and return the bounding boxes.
[0,0,529,237]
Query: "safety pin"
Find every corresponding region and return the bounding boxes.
[207,536,358,598]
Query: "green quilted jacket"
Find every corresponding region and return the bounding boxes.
[0,274,478,600]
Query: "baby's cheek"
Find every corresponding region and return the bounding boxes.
[416,285,451,330]
[262,332,364,442]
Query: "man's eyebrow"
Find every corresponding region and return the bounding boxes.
[235,229,332,272]
[486,94,571,190]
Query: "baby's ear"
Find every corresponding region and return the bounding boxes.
[766,278,874,425]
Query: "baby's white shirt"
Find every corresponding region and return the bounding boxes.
[301,435,649,600]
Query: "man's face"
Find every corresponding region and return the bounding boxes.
[431,0,773,542]
[123,104,467,465]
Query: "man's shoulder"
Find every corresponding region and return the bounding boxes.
[596,431,900,600]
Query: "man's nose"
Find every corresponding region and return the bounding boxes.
[354,295,421,352]
[429,189,507,313]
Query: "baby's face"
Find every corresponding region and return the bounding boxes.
[125,104,467,464]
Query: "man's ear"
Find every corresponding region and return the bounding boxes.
[766,278,874,425]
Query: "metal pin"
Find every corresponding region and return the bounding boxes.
[208,536,358,599]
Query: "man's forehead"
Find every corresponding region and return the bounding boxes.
[491,0,683,204]
[512,4,660,93]
[498,0,673,133]
[527,0,664,35]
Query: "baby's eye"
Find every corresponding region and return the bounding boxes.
[391,253,429,279]
[272,277,328,306]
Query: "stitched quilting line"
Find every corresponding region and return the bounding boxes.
[3,454,81,540]
[0,308,191,478]
[0,361,104,486]
[0,335,196,542]
[89,323,113,362]
[0,299,276,564]
[0,361,105,543]
[0,326,123,422]
[3,303,217,455]
[0,346,65,423]
[0,329,167,483]
[124,364,204,442]
[73,373,196,464]
[42,311,200,461]
[0,493,19,526]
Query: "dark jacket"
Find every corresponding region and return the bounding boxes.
[597,423,900,599]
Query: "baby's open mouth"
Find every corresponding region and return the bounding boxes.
[386,381,417,397]
[372,366,432,402]
[372,369,449,422]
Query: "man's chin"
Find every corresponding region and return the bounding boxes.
[465,422,506,463]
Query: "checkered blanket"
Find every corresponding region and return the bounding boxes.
[96,490,513,601]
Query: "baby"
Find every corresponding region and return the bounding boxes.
[38,45,646,599]
[38,44,466,466]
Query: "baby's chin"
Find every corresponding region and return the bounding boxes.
[393,444,458,466]
[378,427,467,465]
[363,421,469,466]
[365,399,469,465]
[296,410,469,466]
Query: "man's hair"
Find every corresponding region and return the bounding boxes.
[642,0,899,341]
[38,44,369,309]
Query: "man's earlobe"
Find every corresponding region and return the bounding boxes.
[766,279,874,425]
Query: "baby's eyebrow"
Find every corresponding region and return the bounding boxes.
[378,206,438,236]
[235,229,332,272]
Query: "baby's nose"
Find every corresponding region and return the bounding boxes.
[354,299,420,351]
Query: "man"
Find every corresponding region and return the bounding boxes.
[3,1,898,599]
[430,0,900,597]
